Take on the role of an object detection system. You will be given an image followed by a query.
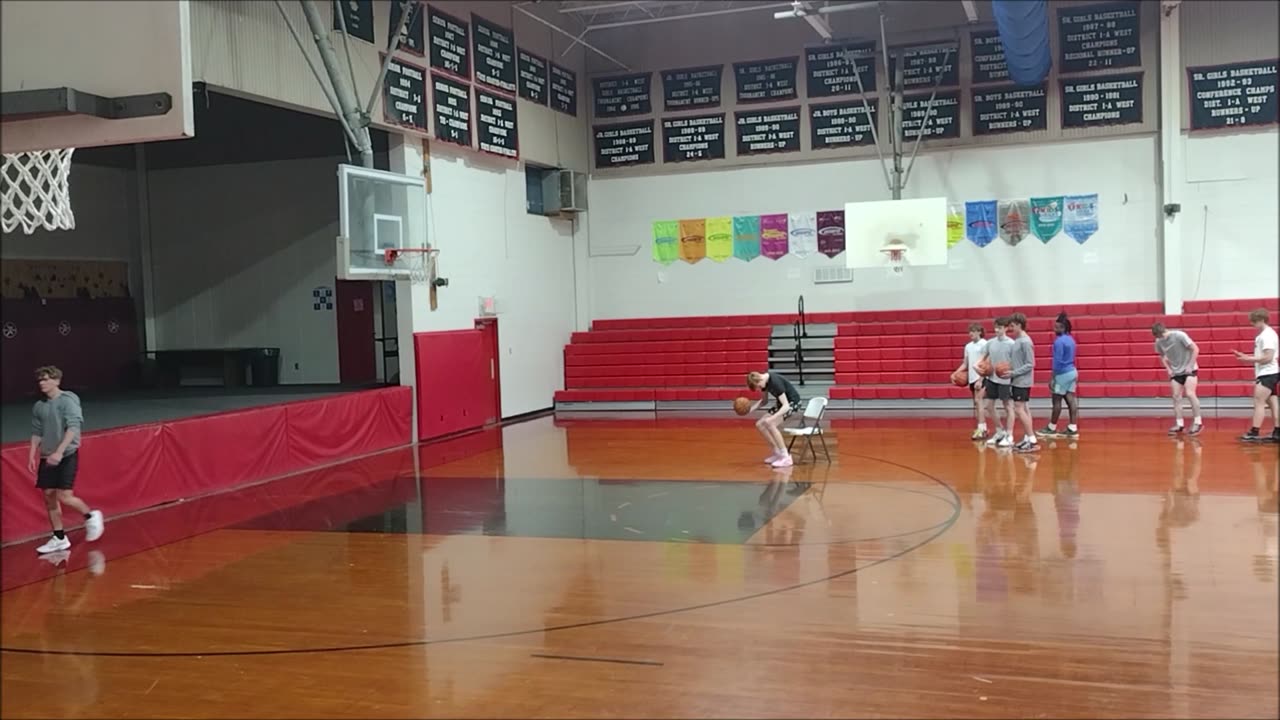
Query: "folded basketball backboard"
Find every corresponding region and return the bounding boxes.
[0,0,194,153]
[844,197,948,273]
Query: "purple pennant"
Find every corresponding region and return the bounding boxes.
[816,210,845,258]
[760,213,789,259]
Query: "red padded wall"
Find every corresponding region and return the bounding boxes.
[413,329,494,441]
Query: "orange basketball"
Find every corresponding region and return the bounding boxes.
[951,369,968,387]
[733,397,752,415]
[994,361,1011,378]
[976,358,992,377]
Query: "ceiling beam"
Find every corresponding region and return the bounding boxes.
[584,2,794,31]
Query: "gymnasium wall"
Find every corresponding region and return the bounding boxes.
[190,0,593,414]
[1178,1,1280,302]
[190,0,590,172]
[146,156,343,384]
[578,0,1278,320]
[586,135,1158,318]
[416,148,582,417]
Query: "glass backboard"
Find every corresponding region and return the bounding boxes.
[337,163,427,279]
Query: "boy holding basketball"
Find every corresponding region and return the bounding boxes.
[983,318,1016,448]
[956,323,988,440]
[1152,322,1202,435]
[1005,313,1039,452]
[746,371,801,468]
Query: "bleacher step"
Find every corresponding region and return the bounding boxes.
[771,322,837,339]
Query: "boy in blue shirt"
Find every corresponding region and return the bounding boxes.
[1039,313,1079,439]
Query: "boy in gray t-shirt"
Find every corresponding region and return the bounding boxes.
[982,318,1017,448]
[1152,323,1202,435]
[1005,313,1040,453]
[28,366,104,554]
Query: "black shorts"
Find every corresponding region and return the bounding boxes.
[1258,373,1280,396]
[36,451,79,490]
[1011,386,1031,403]
[1171,370,1198,386]
[984,382,1012,402]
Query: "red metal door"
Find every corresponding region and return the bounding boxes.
[336,280,377,385]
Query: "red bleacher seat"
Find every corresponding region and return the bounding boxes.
[561,299,1275,406]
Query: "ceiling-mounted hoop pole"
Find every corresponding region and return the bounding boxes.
[364,0,417,119]
[901,38,956,189]
[842,39,893,196]
[275,0,363,152]
[332,0,362,104]
[297,0,374,167]
[878,7,907,199]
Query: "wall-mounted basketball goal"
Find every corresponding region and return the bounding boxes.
[336,163,446,308]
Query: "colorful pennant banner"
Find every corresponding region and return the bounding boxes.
[678,218,706,263]
[760,214,789,260]
[705,216,733,261]
[816,210,845,258]
[732,215,761,261]
[650,193,1099,263]
[652,220,678,264]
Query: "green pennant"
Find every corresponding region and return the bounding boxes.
[1030,196,1064,243]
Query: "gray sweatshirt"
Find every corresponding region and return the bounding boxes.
[32,391,82,457]
[984,336,1015,385]
[1009,334,1035,388]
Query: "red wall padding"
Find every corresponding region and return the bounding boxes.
[414,330,493,441]
[0,386,412,544]
[0,298,140,401]
[0,447,417,592]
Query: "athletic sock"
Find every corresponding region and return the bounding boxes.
[1046,423,1056,431]
[1067,424,1078,432]
[53,530,65,540]
[1192,417,1202,425]
[1175,419,1185,428]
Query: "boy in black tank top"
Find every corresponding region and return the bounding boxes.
[747,371,801,468]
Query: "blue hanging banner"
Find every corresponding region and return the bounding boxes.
[965,201,998,248]
[991,0,1051,87]
[1063,194,1099,244]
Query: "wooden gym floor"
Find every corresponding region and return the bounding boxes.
[1,414,1276,719]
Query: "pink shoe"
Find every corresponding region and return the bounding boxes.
[770,455,794,468]
[764,453,782,464]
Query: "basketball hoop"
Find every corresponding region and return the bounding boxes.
[880,240,909,277]
[384,247,437,285]
[1,148,76,234]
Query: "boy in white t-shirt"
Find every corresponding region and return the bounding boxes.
[956,323,990,440]
[1235,308,1280,443]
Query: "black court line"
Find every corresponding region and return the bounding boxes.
[531,653,664,667]
[0,453,962,659]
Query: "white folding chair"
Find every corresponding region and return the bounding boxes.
[783,397,830,464]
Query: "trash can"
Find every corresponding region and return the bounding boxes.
[247,347,280,387]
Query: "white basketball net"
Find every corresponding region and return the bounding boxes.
[2,148,76,234]
[882,247,907,277]
[384,248,435,285]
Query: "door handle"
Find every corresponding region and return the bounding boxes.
[490,358,495,379]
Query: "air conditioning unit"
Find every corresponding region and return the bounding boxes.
[551,169,587,214]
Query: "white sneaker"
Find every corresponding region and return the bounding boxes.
[36,535,71,554]
[985,432,1004,447]
[998,435,1014,448]
[85,510,104,542]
